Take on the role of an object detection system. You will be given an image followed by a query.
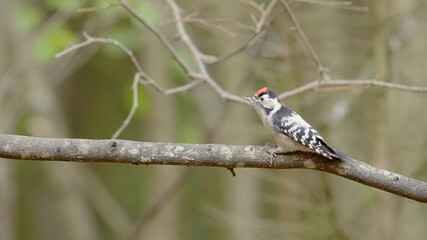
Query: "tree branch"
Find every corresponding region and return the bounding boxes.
[55,32,205,138]
[118,0,193,76]
[279,0,329,80]
[166,0,246,104]
[278,78,427,99]
[294,0,369,12]
[206,0,278,64]
[1,134,426,203]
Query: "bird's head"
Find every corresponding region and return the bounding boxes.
[244,87,281,113]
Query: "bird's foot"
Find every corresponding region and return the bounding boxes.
[264,143,277,153]
[264,143,283,166]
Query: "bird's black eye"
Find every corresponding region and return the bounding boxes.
[260,97,264,101]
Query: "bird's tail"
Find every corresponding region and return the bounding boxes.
[332,148,353,161]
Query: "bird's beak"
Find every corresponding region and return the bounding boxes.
[244,96,254,102]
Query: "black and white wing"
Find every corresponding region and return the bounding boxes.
[272,107,345,160]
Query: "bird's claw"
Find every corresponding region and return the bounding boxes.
[264,143,278,166]
[264,143,277,151]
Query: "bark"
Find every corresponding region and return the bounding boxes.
[1,134,426,203]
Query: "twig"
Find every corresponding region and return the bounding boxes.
[207,0,278,64]
[295,0,353,6]
[329,4,369,12]
[55,2,427,138]
[116,0,245,104]
[239,0,266,13]
[112,74,140,139]
[207,29,267,64]
[323,79,427,93]
[77,3,119,13]
[1,134,427,203]
[278,80,320,99]
[279,0,330,80]
[118,0,194,76]
[57,32,203,96]
[56,32,205,138]
[161,12,237,37]
[166,0,247,104]
[56,33,146,139]
[56,32,144,73]
[278,79,427,99]
[240,0,278,32]
[164,79,205,95]
[256,0,278,32]
[295,0,369,12]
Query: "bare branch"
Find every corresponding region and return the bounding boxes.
[207,30,266,64]
[279,0,330,80]
[239,0,266,13]
[56,32,145,73]
[77,3,119,13]
[57,32,204,96]
[240,0,277,32]
[118,0,194,76]
[111,74,140,139]
[278,79,427,99]
[328,4,369,12]
[295,0,353,6]
[207,0,278,64]
[324,79,427,93]
[164,79,205,95]
[166,0,247,104]
[56,33,205,138]
[109,0,245,104]
[1,134,427,203]
[55,1,427,140]
[278,80,320,99]
[161,12,237,38]
[257,0,278,32]
[55,30,427,139]
[295,0,369,12]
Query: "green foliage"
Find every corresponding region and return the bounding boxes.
[168,58,191,84]
[13,3,44,33]
[131,0,160,27]
[44,0,80,13]
[177,123,205,143]
[33,26,75,64]
[122,82,150,119]
[101,25,141,58]
[13,112,30,136]
[175,95,206,143]
[5,0,427,239]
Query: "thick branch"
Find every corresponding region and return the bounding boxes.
[0,134,426,203]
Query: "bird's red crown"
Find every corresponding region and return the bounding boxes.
[255,87,269,97]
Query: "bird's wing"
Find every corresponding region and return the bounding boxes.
[273,111,338,159]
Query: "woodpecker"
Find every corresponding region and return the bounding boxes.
[244,87,350,164]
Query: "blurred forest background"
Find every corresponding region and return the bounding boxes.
[1,0,427,239]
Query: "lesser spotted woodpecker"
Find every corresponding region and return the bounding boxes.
[244,87,350,162]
